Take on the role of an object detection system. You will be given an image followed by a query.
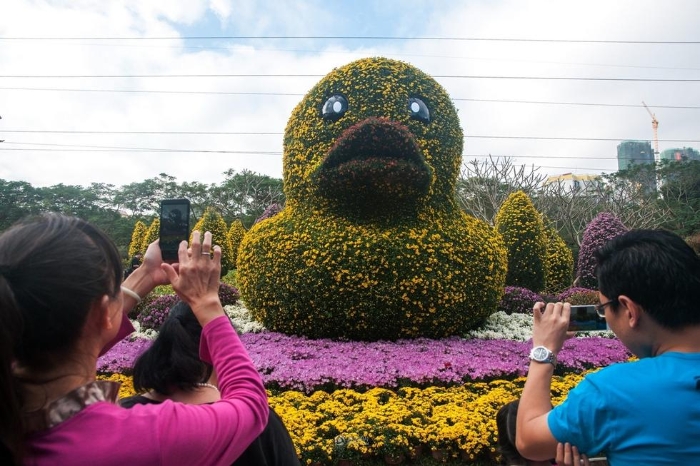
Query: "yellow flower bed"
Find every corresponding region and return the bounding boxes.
[106,370,592,464]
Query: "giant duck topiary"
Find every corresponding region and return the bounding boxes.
[237,57,507,340]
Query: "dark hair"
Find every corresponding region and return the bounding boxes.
[595,229,700,329]
[132,301,211,395]
[0,214,123,464]
[496,400,526,466]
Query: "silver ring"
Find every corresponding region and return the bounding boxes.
[201,252,211,256]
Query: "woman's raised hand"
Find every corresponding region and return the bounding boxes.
[162,231,224,326]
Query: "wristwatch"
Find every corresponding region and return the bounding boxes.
[529,346,557,366]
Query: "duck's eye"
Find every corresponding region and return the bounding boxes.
[322,95,348,121]
[408,97,430,123]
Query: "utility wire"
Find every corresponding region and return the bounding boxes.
[2,73,699,81]
[0,141,668,161]
[1,87,699,110]
[1,35,699,44]
[2,133,699,143]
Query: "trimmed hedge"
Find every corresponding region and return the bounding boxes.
[238,57,507,340]
[227,219,246,269]
[495,191,547,292]
[576,212,627,289]
[543,223,574,294]
[140,217,159,254]
[192,207,235,274]
[127,220,147,258]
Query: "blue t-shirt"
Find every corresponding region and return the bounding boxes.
[548,352,700,465]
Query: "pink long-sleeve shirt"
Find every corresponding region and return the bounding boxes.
[25,315,269,466]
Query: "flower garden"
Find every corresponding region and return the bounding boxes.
[98,287,630,466]
[117,57,639,465]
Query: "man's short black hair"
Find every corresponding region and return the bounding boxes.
[595,229,700,329]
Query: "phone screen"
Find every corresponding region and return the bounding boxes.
[568,305,607,331]
[159,199,190,261]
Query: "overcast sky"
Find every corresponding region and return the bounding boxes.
[1,0,699,188]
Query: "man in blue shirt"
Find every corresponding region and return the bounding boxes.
[516,229,700,465]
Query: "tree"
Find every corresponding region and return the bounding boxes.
[0,179,40,231]
[597,165,669,231]
[656,159,700,236]
[191,207,234,273]
[210,169,285,228]
[457,155,546,225]
[536,179,603,247]
[112,173,180,218]
[495,191,547,292]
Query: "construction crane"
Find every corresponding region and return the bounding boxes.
[642,101,659,161]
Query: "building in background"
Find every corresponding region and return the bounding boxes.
[617,140,654,171]
[660,147,700,162]
[543,173,602,195]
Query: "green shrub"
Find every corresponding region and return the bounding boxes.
[192,207,234,274]
[543,223,574,294]
[238,57,507,341]
[127,221,147,258]
[140,218,159,254]
[495,191,547,292]
[228,219,246,268]
[221,269,239,288]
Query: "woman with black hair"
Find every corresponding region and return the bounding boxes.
[120,301,300,466]
[0,214,268,465]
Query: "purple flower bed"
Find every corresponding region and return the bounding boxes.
[98,337,153,374]
[241,333,630,393]
[98,332,630,391]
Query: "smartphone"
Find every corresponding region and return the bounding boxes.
[568,305,607,331]
[159,199,191,262]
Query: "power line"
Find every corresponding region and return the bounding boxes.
[2,87,699,110]
[1,35,698,44]
[2,73,699,82]
[3,132,700,144]
[0,141,662,161]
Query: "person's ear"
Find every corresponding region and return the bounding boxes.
[617,295,643,328]
[92,294,118,331]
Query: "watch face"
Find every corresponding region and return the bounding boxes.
[532,347,548,360]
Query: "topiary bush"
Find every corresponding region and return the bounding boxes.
[495,191,547,292]
[557,287,599,305]
[543,223,574,294]
[128,220,147,258]
[192,207,235,274]
[227,219,246,269]
[498,286,544,315]
[576,212,627,289]
[136,294,179,331]
[218,282,240,306]
[238,57,507,341]
[140,218,159,254]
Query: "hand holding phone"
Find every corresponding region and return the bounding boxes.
[159,199,191,262]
